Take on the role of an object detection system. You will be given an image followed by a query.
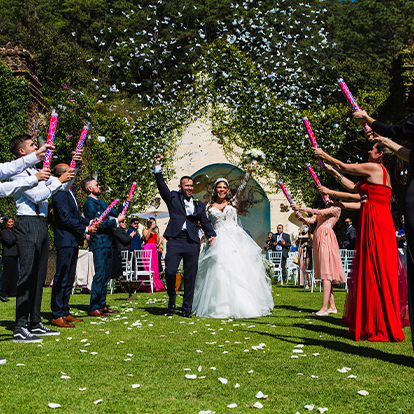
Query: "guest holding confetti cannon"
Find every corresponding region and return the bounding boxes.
[291,198,345,316]
[81,177,132,317]
[311,143,405,342]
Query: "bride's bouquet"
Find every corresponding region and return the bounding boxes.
[243,148,266,164]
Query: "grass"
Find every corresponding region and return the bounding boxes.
[0,284,413,414]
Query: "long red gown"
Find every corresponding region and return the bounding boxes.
[343,167,405,342]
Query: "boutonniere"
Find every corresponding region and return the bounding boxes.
[193,198,199,203]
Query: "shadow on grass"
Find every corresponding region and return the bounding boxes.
[274,304,316,314]
[143,306,171,315]
[253,327,414,368]
[0,319,15,338]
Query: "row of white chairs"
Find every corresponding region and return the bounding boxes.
[110,249,154,294]
[268,249,355,293]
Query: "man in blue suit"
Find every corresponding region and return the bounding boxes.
[81,177,127,317]
[127,218,142,251]
[154,153,216,318]
[51,164,97,328]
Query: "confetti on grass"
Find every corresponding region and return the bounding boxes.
[48,403,61,409]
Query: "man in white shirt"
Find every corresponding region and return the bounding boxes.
[0,138,53,363]
[9,134,75,344]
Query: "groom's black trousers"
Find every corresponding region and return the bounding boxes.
[165,232,200,312]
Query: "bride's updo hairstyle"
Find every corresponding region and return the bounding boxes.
[207,178,232,208]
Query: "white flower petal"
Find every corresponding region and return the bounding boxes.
[218,377,228,384]
[304,404,315,410]
[60,375,70,379]
[227,403,237,408]
[79,388,87,391]
[317,408,328,413]
[248,370,254,374]
[358,390,369,396]
[253,402,263,409]
[132,384,140,388]
[348,375,357,379]
[48,403,61,409]
[93,399,103,405]
[185,374,197,379]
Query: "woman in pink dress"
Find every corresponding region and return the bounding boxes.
[140,218,166,292]
[292,202,346,316]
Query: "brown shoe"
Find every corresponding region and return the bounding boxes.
[88,310,109,317]
[65,314,83,323]
[100,306,119,314]
[51,317,75,328]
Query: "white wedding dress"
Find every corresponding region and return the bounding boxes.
[192,202,274,319]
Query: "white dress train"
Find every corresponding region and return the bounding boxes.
[192,202,274,319]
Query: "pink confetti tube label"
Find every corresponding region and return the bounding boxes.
[121,182,137,215]
[69,123,90,169]
[278,180,294,206]
[302,117,325,168]
[306,163,330,204]
[43,110,58,169]
[337,78,371,132]
[93,198,119,227]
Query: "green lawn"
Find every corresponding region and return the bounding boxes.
[0,284,413,414]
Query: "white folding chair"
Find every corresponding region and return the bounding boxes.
[344,250,355,292]
[110,250,133,294]
[268,251,283,285]
[287,251,299,285]
[134,249,154,293]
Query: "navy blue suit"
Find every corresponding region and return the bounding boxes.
[83,196,123,311]
[343,225,357,250]
[155,171,216,312]
[51,189,90,319]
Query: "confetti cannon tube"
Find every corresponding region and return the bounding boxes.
[121,182,137,215]
[306,163,330,204]
[337,78,371,132]
[92,198,119,227]
[69,123,90,169]
[302,117,325,168]
[43,110,58,169]
[278,180,294,206]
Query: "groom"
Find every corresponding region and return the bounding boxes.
[153,153,216,318]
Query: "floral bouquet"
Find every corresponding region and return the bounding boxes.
[243,148,266,165]
[262,257,276,279]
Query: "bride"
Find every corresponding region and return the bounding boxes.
[192,161,274,319]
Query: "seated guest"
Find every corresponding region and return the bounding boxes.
[290,239,299,252]
[1,217,19,299]
[264,231,273,259]
[127,218,142,252]
[139,218,166,292]
[112,219,136,279]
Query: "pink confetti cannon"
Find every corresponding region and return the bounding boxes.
[337,78,371,132]
[43,110,58,169]
[278,180,297,212]
[69,123,90,169]
[302,117,325,168]
[121,182,137,215]
[93,198,119,227]
[306,163,330,204]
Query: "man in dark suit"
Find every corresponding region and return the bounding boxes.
[343,218,357,250]
[51,164,97,328]
[153,153,216,318]
[81,177,127,317]
[127,218,142,251]
[271,224,291,283]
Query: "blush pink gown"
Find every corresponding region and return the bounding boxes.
[298,206,345,283]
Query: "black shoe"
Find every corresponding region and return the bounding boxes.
[12,326,43,343]
[168,298,176,314]
[30,322,60,336]
[182,310,192,319]
[0,295,9,302]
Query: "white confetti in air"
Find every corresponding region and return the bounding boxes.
[218,377,228,384]
[48,403,61,409]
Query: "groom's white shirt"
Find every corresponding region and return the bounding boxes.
[154,164,194,230]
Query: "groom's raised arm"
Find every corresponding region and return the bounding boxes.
[153,153,172,204]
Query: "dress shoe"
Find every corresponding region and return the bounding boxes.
[168,298,176,314]
[182,310,192,319]
[327,308,338,314]
[0,295,10,302]
[100,306,119,314]
[51,317,75,328]
[88,310,109,317]
[65,314,83,323]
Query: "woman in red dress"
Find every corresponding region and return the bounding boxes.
[313,143,405,342]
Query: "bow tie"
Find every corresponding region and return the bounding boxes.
[184,196,193,202]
